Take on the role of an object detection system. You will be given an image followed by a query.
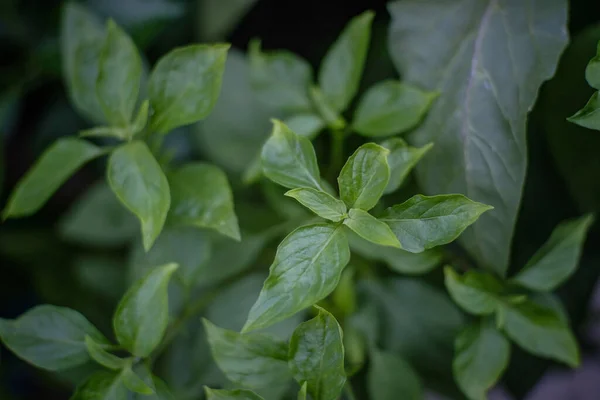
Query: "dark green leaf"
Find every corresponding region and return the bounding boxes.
[338,143,390,211]
[3,138,103,219]
[368,350,422,400]
[353,80,437,137]
[585,41,600,89]
[318,11,374,112]
[381,138,432,195]
[512,214,594,291]
[379,194,492,253]
[122,365,154,395]
[113,263,178,357]
[283,113,325,140]
[444,267,504,316]
[243,224,350,332]
[85,336,127,370]
[453,321,510,400]
[343,208,400,248]
[284,188,347,222]
[148,44,229,134]
[568,91,600,130]
[388,0,569,275]
[0,305,108,371]
[204,388,265,400]
[71,371,128,400]
[107,141,170,251]
[288,307,346,400]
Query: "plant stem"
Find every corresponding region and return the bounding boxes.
[328,128,345,182]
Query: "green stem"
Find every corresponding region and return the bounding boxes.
[328,129,345,182]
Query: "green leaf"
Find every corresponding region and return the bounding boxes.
[284,188,347,222]
[130,100,150,136]
[388,0,569,275]
[248,39,313,113]
[353,80,437,137]
[343,208,400,248]
[0,305,108,371]
[3,138,103,219]
[243,224,350,332]
[122,365,154,395]
[453,321,510,400]
[131,377,174,400]
[444,267,504,316]
[203,319,290,389]
[381,138,433,195]
[368,351,422,400]
[379,194,493,253]
[204,388,265,400]
[585,41,600,89]
[148,44,229,134]
[288,307,346,400]
[113,263,178,357]
[168,163,240,241]
[512,214,594,291]
[107,141,170,251]
[297,382,307,400]
[568,91,600,131]
[61,3,106,123]
[96,19,142,126]
[283,113,325,140]
[261,120,323,190]
[79,126,132,141]
[338,143,390,211]
[309,86,345,130]
[318,11,374,112]
[498,299,579,367]
[84,336,127,370]
[71,371,128,400]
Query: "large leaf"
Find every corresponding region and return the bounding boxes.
[243,224,350,332]
[368,351,422,400]
[388,0,569,275]
[71,371,128,400]
[444,267,504,316]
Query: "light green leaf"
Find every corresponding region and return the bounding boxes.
[388,0,569,275]
[261,120,323,190]
[585,41,600,89]
[96,19,142,126]
[343,208,400,248]
[243,224,350,332]
[381,138,433,195]
[203,319,290,389]
[453,321,510,400]
[71,371,128,400]
[444,267,504,316]
[0,305,108,371]
[512,214,594,291]
[297,382,307,400]
[379,194,493,253]
[283,113,325,140]
[148,44,229,134]
[85,336,127,370]
[3,138,103,219]
[130,100,150,136]
[288,307,346,400]
[168,163,240,241]
[353,80,437,137]
[249,39,313,113]
[498,299,579,367]
[107,141,170,251]
[122,365,154,395]
[284,188,347,222]
[204,388,265,400]
[368,351,422,400]
[113,263,178,357]
[568,91,600,131]
[79,126,131,141]
[318,11,374,111]
[338,143,390,211]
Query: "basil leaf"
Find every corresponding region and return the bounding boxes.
[368,351,422,400]
[338,143,390,211]
[379,194,492,253]
[0,305,108,371]
[586,41,600,89]
[353,80,437,137]
[113,263,178,357]
[454,321,510,400]
[131,377,174,400]
[388,0,569,275]
[318,11,374,112]
[203,319,291,388]
[297,382,307,400]
[248,39,313,113]
[568,91,600,130]
[168,163,240,241]
[284,188,347,222]
[148,44,229,134]
[71,371,128,400]
[309,85,345,130]
[85,336,127,370]
[381,138,433,195]
[3,138,103,219]
[96,19,142,127]
[283,113,325,140]
[288,307,346,400]
[122,365,154,395]
[498,300,579,367]
[444,267,504,316]
[204,388,265,400]
[343,208,400,248]
[261,120,323,190]
[107,141,170,251]
[243,224,350,332]
[512,214,594,291]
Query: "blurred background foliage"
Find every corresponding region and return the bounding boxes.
[1,0,600,399]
